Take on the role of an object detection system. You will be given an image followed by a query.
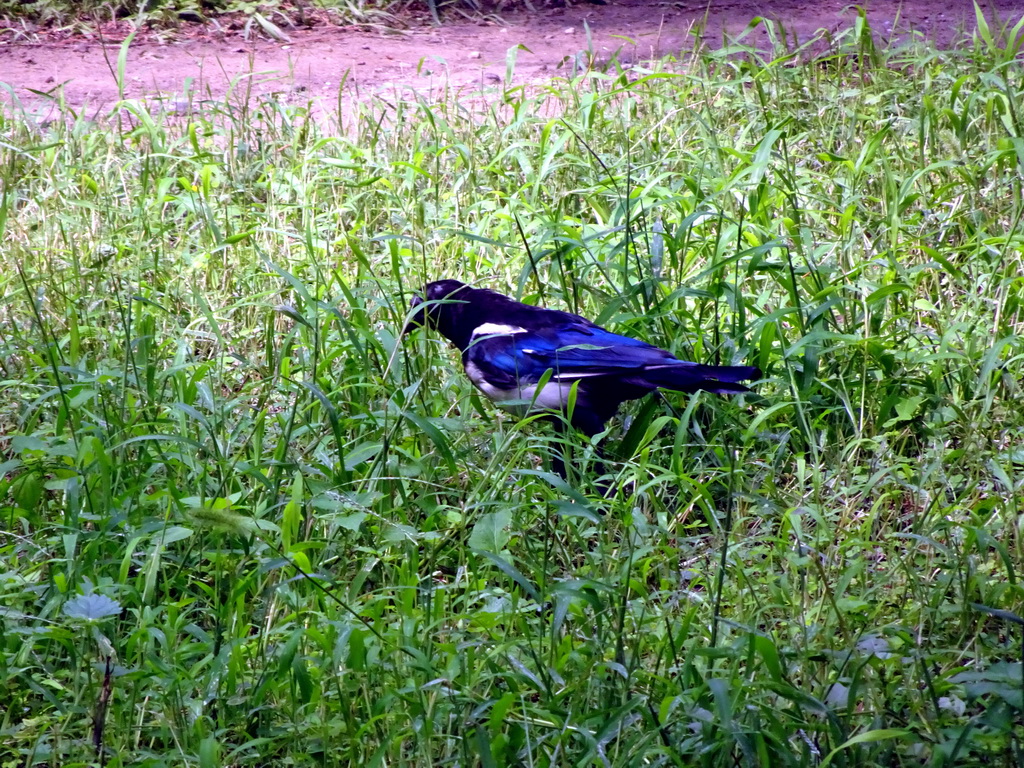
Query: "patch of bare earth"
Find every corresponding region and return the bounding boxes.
[1,0,1023,118]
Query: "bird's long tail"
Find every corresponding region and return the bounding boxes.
[640,363,761,394]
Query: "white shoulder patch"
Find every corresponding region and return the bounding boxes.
[472,322,528,337]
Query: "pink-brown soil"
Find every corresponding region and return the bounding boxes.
[2,0,1023,115]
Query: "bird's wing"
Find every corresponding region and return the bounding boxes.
[466,322,681,386]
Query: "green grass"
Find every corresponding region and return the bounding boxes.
[3,10,1024,767]
[0,0,399,38]
[0,0,496,37]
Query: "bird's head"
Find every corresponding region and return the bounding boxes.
[404,279,476,349]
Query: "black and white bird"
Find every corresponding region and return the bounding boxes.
[405,280,759,442]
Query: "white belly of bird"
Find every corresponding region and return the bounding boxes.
[464,361,576,414]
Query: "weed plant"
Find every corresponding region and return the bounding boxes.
[2,11,1024,767]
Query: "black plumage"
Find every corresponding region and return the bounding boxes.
[406,279,759,439]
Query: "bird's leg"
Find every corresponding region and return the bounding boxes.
[550,417,613,495]
[589,443,613,498]
[549,417,571,480]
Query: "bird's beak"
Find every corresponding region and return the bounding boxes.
[402,293,426,335]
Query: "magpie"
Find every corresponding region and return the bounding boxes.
[405,280,759,443]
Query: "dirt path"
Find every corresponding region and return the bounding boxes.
[2,0,1023,117]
